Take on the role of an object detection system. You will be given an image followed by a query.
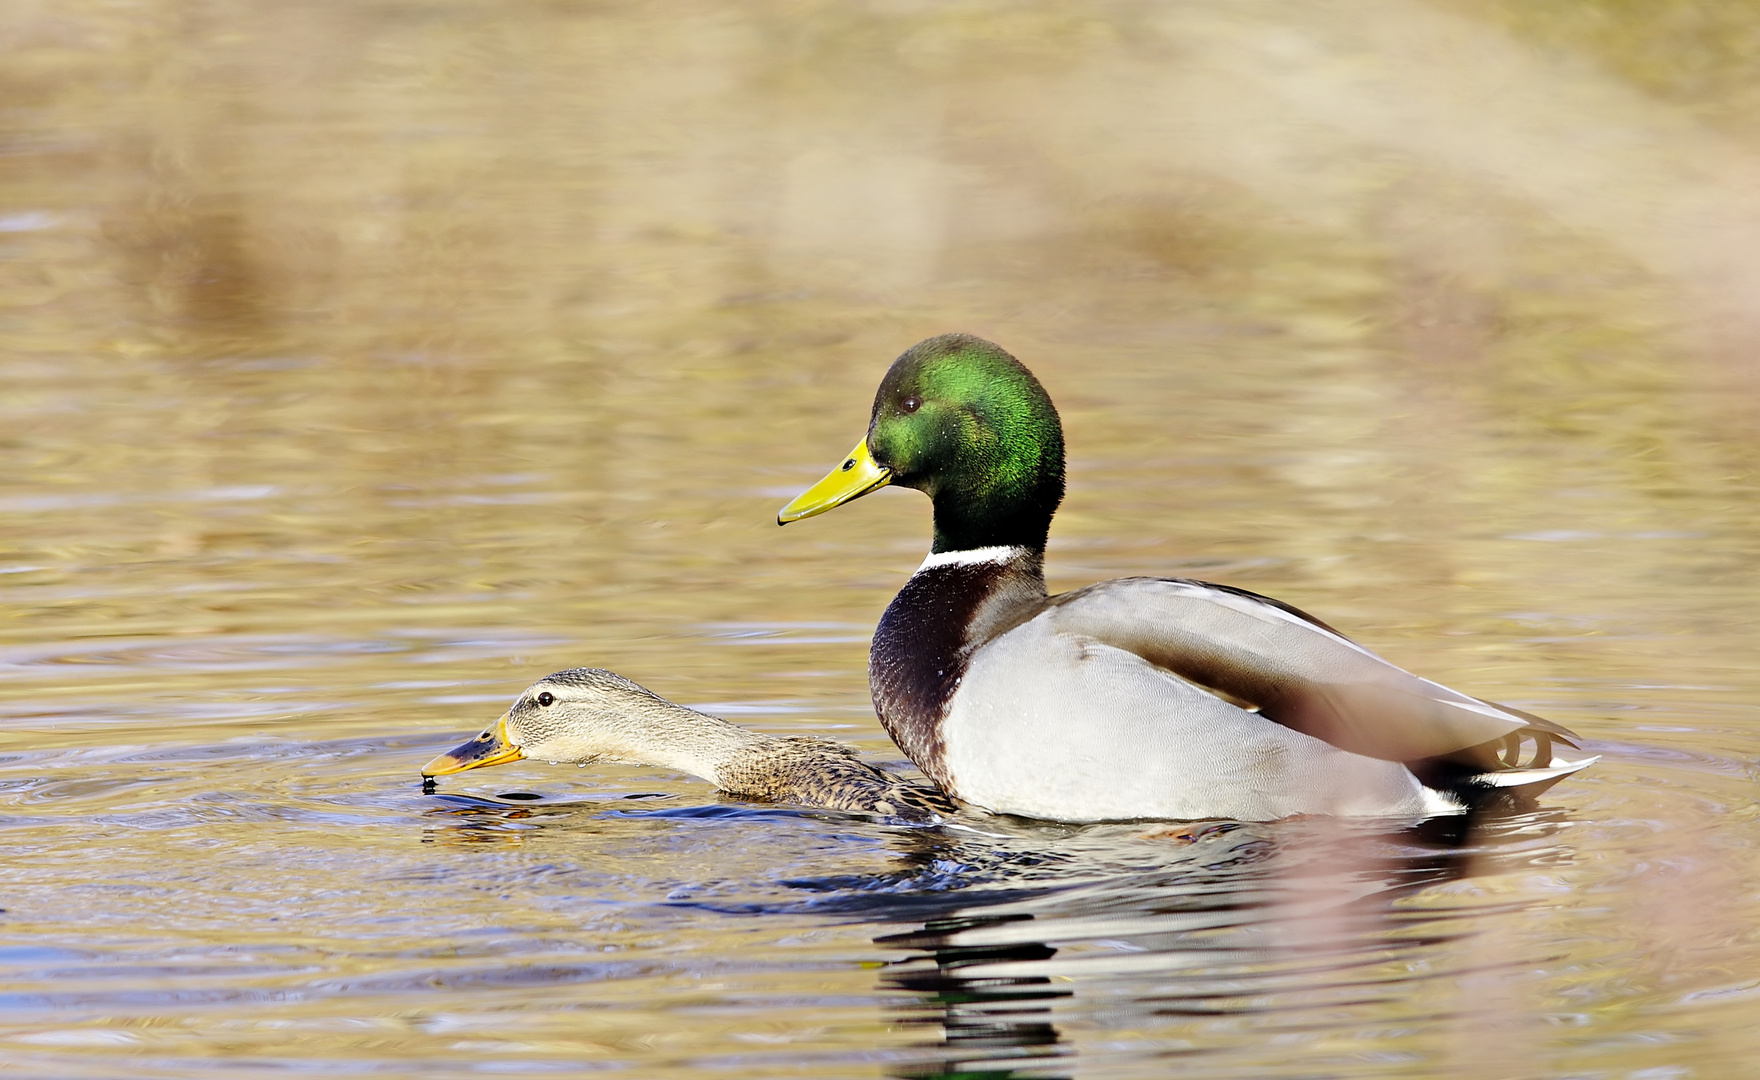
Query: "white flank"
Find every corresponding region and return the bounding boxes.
[939,616,1447,821]
[915,545,1029,573]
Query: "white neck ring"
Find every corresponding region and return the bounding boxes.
[914,545,1029,573]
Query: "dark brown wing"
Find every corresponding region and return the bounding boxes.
[1043,577,1579,765]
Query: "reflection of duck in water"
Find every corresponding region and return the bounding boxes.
[420,668,956,824]
[875,811,1551,1080]
[778,333,1596,823]
[880,913,1070,1080]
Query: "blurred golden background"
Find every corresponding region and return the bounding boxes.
[3,2,1759,1076]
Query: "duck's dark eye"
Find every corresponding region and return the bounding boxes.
[900,395,922,414]
[536,692,555,707]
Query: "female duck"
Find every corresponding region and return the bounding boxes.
[778,333,1594,823]
[421,667,955,823]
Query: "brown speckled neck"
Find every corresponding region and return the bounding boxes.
[716,738,957,823]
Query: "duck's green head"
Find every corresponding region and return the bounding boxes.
[779,334,1065,553]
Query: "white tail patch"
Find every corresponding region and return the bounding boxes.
[1474,755,1599,791]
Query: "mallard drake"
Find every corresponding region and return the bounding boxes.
[777,333,1595,823]
[420,667,956,823]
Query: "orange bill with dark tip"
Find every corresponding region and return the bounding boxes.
[420,714,524,777]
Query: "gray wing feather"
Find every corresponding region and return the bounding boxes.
[1042,578,1578,763]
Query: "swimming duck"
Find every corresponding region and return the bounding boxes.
[777,333,1594,823]
[420,667,956,823]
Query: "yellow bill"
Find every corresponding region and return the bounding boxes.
[421,715,525,777]
[777,438,892,524]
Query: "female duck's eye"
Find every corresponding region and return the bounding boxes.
[901,396,922,414]
[536,692,555,707]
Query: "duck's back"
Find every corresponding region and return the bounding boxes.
[868,552,1452,821]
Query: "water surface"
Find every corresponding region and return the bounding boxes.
[4,2,1760,1076]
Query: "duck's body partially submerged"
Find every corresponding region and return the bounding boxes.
[779,333,1595,823]
[421,668,955,824]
